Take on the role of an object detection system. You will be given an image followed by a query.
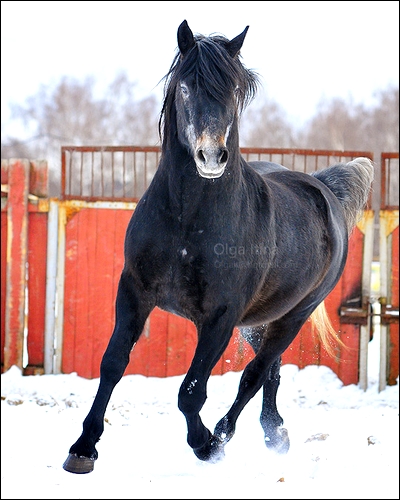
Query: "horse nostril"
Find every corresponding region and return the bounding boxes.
[197,150,206,164]
[219,149,228,165]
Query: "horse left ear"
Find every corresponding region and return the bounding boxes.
[227,26,249,58]
[178,20,196,57]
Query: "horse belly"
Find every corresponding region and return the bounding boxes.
[239,301,289,327]
[238,273,319,327]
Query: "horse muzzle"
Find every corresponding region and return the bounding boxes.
[194,145,229,179]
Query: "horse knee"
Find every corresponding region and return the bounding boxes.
[99,352,129,385]
[178,379,206,415]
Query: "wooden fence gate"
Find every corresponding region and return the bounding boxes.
[1,148,398,390]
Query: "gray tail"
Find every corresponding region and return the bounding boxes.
[312,157,374,234]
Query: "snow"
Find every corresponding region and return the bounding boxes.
[1,333,398,500]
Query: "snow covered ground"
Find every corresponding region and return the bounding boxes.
[1,330,398,499]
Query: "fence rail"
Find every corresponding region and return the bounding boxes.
[381,152,400,210]
[61,146,374,201]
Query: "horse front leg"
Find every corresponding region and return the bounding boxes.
[178,308,236,462]
[63,271,153,474]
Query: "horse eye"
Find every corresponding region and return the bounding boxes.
[180,85,189,96]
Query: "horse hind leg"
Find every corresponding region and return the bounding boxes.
[259,357,290,453]
[241,325,288,451]
[213,320,303,456]
[63,271,153,473]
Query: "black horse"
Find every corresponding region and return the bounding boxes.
[63,20,374,473]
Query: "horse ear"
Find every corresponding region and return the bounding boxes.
[178,20,195,57]
[227,26,249,58]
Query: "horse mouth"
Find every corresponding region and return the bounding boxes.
[196,166,225,179]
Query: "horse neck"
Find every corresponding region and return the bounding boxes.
[159,129,244,224]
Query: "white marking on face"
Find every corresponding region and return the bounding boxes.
[179,79,234,179]
[185,123,197,151]
[225,123,232,142]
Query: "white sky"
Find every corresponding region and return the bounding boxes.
[1,0,399,133]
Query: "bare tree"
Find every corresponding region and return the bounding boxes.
[297,85,399,257]
[1,72,160,195]
[240,95,296,147]
[298,85,399,155]
[2,76,397,200]
[297,97,368,151]
[362,85,399,155]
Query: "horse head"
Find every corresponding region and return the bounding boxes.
[161,20,258,179]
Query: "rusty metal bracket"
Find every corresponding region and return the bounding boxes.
[339,303,371,325]
[340,301,399,326]
[380,305,400,325]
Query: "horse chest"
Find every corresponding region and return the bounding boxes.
[147,242,206,318]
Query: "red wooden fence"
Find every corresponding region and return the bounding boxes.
[1,159,48,374]
[59,201,372,384]
[1,149,398,389]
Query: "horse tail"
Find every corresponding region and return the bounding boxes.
[310,302,345,358]
[312,157,374,234]
[310,157,374,357]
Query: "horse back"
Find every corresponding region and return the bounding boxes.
[247,160,289,177]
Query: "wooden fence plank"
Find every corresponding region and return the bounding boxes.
[4,159,29,371]
[74,209,96,379]
[166,313,189,377]
[1,209,7,369]
[388,224,399,385]
[26,210,48,370]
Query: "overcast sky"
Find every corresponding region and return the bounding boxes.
[1,0,399,133]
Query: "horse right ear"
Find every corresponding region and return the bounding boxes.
[178,20,195,57]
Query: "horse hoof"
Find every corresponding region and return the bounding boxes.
[193,435,225,463]
[63,453,96,474]
[264,427,290,454]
